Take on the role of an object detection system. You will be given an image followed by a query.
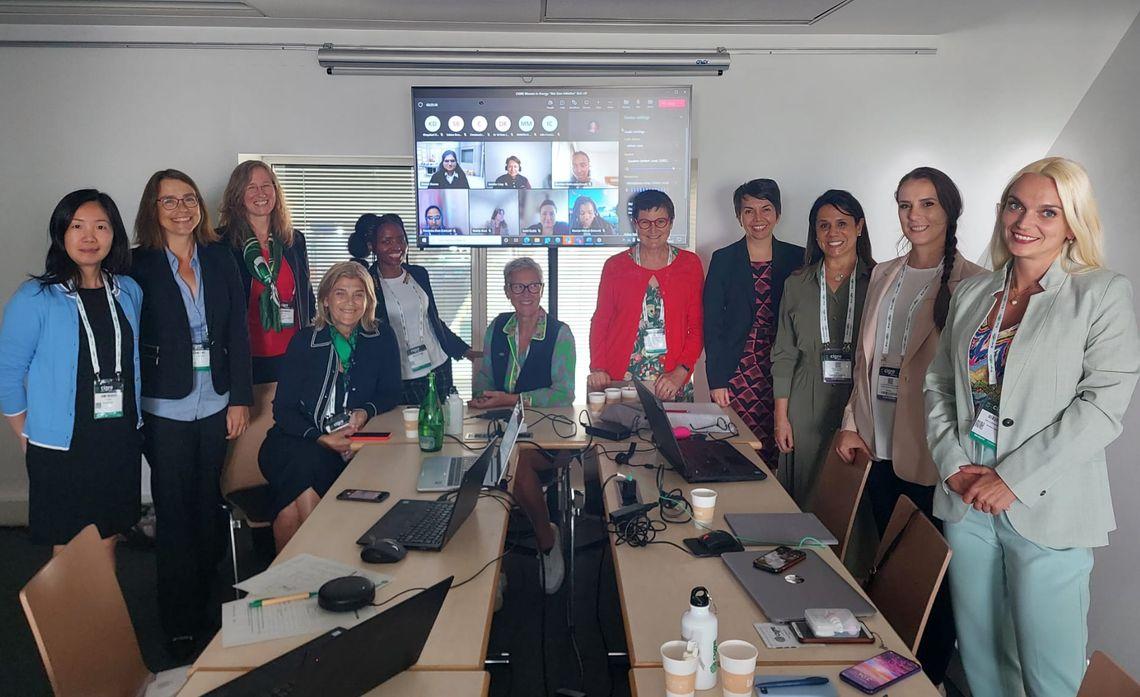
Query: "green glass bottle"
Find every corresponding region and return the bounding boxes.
[418,371,444,452]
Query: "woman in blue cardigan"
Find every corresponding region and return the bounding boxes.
[260,262,403,550]
[0,190,142,558]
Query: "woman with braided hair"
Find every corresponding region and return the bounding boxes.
[833,166,984,687]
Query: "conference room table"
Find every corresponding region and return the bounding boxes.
[177,669,490,696]
[629,665,940,696]
[190,401,936,695]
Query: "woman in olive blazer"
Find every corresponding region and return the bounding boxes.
[925,158,1140,697]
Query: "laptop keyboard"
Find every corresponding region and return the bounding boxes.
[446,457,466,486]
[398,501,453,547]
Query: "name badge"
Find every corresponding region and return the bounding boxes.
[192,342,211,371]
[876,365,900,402]
[406,344,433,378]
[644,328,667,356]
[323,411,352,434]
[821,348,852,384]
[94,377,124,420]
[969,408,999,450]
[279,303,295,328]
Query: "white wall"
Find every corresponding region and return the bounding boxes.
[1050,12,1140,677]
[1,5,1137,520]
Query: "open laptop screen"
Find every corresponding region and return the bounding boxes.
[632,378,687,472]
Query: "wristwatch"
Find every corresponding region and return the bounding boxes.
[678,363,692,374]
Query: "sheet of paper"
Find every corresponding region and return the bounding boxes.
[221,597,380,647]
[234,553,391,597]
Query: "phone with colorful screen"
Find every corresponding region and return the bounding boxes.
[839,650,921,693]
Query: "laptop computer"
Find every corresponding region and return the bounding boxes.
[724,513,839,546]
[633,379,767,483]
[203,576,453,696]
[418,400,523,492]
[356,442,495,550]
[720,549,875,622]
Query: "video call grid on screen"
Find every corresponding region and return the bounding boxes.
[412,86,692,249]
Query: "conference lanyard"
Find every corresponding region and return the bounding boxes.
[387,273,432,377]
[76,276,123,380]
[818,265,857,348]
[879,263,941,360]
[987,267,1015,386]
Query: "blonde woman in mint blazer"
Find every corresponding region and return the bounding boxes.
[925,157,1140,697]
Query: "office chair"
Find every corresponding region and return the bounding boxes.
[1077,651,1140,696]
[19,524,188,697]
[862,495,951,654]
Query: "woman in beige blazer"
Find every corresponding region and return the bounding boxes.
[925,157,1139,697]
[835,167,984,686]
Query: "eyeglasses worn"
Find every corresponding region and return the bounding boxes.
[158,194,200,210]
[635,217,671,231]
[507,282,544,295]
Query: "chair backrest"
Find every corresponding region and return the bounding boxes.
[1078,651,1140,696]
[863,495,951,654]
[806,437,871,561]
[19,525,150,697]
[220,382,275,497]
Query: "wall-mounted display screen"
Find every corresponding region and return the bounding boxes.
[412,85,692,248]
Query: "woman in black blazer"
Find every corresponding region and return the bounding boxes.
[260,262,402,550]
[129,169,252,654]
[347,213,479,404]
[703,179,804,468]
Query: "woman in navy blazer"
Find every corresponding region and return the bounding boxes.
[130,169,251,651]
[703,179,804,467]
[0,190,141,557]
[260,262,402,549]
[348,213,477,404]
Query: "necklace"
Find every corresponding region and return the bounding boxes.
[824,261,855,283]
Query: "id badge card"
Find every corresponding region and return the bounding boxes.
[643,328,667,356]
[192,342,211,371]
[93,377,124,420]
[876,365,900,401]
[406,344,432,378]
[969,408,998,450]
[279,303,295,328]
[821,348,852,384]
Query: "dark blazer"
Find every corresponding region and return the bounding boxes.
[215,228,316,328]
[369,263,471,360]
[271,325,402,440]
[130,243,253,406]
[703,236,805,390]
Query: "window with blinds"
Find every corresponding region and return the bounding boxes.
[269,162,474,395]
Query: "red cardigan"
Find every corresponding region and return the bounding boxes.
[589,248,705,380]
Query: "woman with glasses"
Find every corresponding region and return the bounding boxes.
[471,257,574,593]
[428,149,469,189]
[129,169,251,655]
[771,190,875,506]
[349,213,479,404]
[260,262,401,550]
[589,189,704,401]
[0,190,142,561]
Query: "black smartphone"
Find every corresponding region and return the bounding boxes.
[349,431,391,443]
[752,546,807,574]
[336,489,390,503]
[839,650,922,693]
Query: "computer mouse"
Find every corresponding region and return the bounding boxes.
[673,425,692,440]
[361,538,407,564]
[699,529,738,553]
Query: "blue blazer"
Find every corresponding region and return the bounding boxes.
[270,324,402,440]
[0,278,143,450]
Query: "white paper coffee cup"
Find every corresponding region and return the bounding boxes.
[402,407,419,438]
[690,488,717,528]
[660,640,698,697]
[587,392,606,412]
[604,387,622,404]
[718,639,758,697]
[621,386,637,402]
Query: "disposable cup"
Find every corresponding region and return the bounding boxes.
[402,407,419,438]
[660,640,698,697]
[587,392,606,412]
[621,386,638,402]
[690,488,717,528]
[604,387,622,404]
[717,640,758,697]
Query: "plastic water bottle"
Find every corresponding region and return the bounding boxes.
[680,586,718,689]
[445,386,464,436]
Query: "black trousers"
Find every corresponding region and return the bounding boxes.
[400,359,454,405]
[143,409,229,639]
[866,459,956,685]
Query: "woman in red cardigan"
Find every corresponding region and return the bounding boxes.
[588,189,705,401]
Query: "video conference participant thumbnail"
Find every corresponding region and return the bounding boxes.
[570,191,618,235]
[470,189,520,236]
[552,142,618,189]
[418,189,469,236]
[520,190,569,239]
[485,142,552,190]
[567,111,620,140]
[417,143,486,189]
